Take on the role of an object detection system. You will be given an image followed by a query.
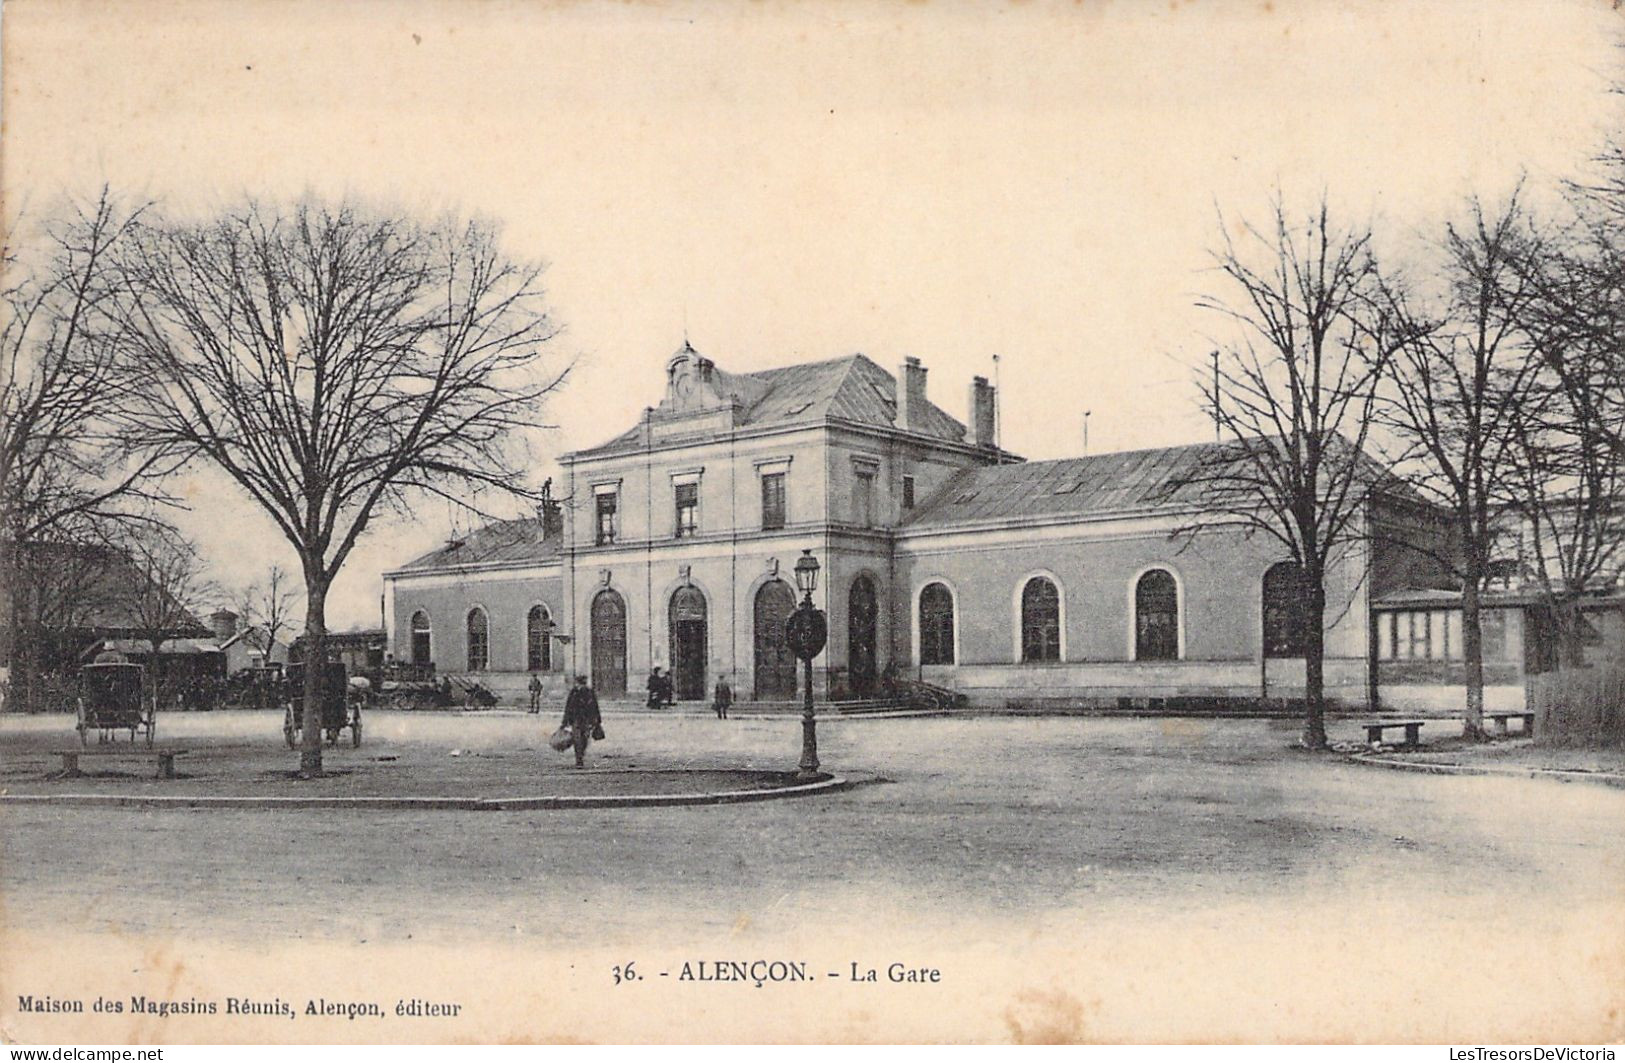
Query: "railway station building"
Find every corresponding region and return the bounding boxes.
[381,344,1449,708]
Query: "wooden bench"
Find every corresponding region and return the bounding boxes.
[53,748,190,779]
[1485,711,1535,738]
[1363,720,1425,750]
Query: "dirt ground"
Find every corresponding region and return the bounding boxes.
[0,709,807,798]
[3,710,1623,1043]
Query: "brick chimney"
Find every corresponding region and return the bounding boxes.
[896,357,928,432]
[969,375,996,448]
[538,498,563,541]
[210,609,239,641]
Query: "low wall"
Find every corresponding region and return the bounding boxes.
[1375,684,1526,713]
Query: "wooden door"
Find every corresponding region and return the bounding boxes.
[669,586,707,701]
[591,590,627,695]
[753,580,798,699]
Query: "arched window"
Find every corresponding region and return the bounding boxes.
[919,583,955,665]
[1134,569,1179,661]
[1262,562,1309,658]
[527,605,552,672]
[410,611,432,667]
[1021,577,1061,662]
[466,607,489,671]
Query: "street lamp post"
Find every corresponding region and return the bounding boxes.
[784,549,827,781]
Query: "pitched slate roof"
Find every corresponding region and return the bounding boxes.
[901,444,1230,528]
[572,353,966,457]
[903,435,1422,530]
[397,517,561,572]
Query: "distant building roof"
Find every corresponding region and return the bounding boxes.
[84,637,222,660]
[571,352,967,458]
[396,516,561,573]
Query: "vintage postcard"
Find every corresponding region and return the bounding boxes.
[2,0,1622,1047]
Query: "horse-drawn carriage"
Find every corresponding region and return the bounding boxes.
[282,661,362,748]
[76,661,155,747]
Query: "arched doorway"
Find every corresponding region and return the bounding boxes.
[848,576,878,698]
[1134,569,1179,661]
[753,579,798,700]
[669,586,708,701]
[591,589,627,695]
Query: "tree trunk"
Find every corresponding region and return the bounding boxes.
[1301,574,1329,750]
[1553,598,1587,670]
[1460,576,1487,741]
[147,643,164,718]
[5,536,41,713]
[300,579,329,778]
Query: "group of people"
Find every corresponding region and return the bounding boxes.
[529,668,737,769]
[649,667,734,719]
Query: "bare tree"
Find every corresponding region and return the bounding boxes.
[1501,158,1625,666]
[1377,195,1542,739]
[112,198,566,775]
[0,190,174,709]
[1179,196,1398,750]
[114,525,213,712]
[236,563,301,666]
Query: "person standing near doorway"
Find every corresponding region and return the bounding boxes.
[528,673,543,714]
[712,675,733,720]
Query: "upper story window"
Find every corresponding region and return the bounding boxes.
[761,472,787,530]
[674,482,699,538]
[595,490,618,545]
[901,475,915,510]
[854,470,875,528]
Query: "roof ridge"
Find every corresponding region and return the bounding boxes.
[742,352,866,379]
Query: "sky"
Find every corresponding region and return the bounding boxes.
[4,0,1621,628]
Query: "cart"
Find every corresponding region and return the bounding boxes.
[283,661,361,748]
[76,661,154,747]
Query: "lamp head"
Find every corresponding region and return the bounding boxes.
[793,549,820,597]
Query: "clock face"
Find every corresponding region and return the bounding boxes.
[671,358,696,402]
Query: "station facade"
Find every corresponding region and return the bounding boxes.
[382,345,1447,707]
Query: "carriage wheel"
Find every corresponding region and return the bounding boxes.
[351,720,362,748]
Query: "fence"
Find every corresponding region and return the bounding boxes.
[1528,664,1625,746]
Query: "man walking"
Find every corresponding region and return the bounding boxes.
[563,674,602,768]
[712,674,733,720]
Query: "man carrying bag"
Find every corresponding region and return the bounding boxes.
[559,674,602,768]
